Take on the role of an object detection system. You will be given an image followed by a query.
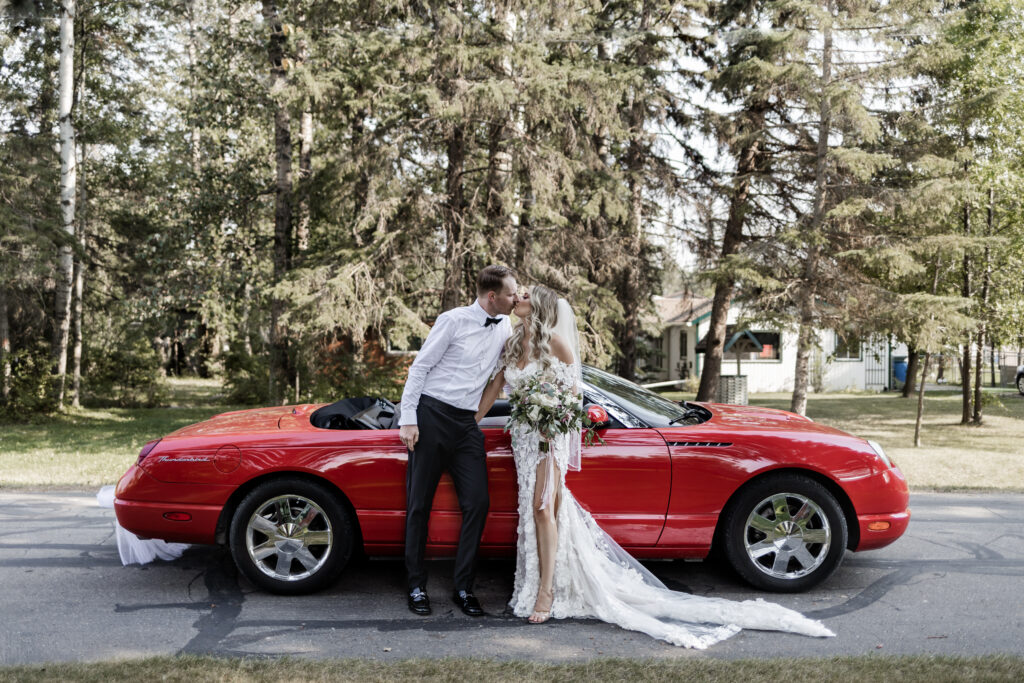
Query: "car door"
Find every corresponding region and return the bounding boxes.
[654,425,753,551]
[425,400,673,550]
[423,425,517,550]
[566,424,672,547]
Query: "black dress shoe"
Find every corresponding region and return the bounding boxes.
[451,589,484,617]
[408,587,431,616]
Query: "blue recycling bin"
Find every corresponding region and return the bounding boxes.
[892,356,908,384]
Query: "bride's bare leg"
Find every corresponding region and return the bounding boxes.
[530,455,562,623]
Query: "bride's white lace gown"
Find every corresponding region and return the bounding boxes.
[504,358,834,649]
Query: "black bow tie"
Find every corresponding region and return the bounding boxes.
[484,316,502,327]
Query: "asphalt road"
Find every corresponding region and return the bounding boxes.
[1,490,1021,665]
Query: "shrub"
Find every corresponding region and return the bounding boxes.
[223,343,270,405]
[303,336,411,403]
[0,344,58,417]
[85,327,167,407]
[223,335,411,406]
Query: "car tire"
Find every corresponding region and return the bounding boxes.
[1017,374,1024,396]
[229,477,354,595]
[721,473,848,592]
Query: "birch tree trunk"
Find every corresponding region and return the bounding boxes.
[70,161,85,408]
[289,17,314,405]
[914,352,930,447]
[973,328,984,423]
[187,1,200,179]
[790,318,816,416]
[961,200,972,424]
[294,91,312,404]
[791,3,832,416]
[295,21,312,260]
[53,0,77,409]
[70,256,83,407]
[296,108,312,256]
[915,256,943,446]
[973,188,993,424]
[70,12,88,409]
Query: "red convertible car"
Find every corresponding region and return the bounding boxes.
[114,366,909,595]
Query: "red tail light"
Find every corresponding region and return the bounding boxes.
[163,512,192,521]
[137,439,162,464]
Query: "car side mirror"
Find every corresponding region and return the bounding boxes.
[586,404,610,428]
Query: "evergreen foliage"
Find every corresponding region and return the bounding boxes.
[0,0,1021,429]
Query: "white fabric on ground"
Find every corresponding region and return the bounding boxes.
[96,485,190,566]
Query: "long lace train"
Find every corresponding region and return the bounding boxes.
[505,359,834,649]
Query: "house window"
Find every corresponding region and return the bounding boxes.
[639,334,665,372]
[834,331,862,360]
[754,332,781,360]
[723,331,781,361]
[697,327,782,361]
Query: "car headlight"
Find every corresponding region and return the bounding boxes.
[866,439,894,469]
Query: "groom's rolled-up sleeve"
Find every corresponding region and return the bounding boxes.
[397,313,455,426]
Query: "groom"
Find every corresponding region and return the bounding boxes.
[398,264,517,616]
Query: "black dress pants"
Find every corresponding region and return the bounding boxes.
[405,394,490,592]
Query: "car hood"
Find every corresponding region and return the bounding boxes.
[701,402,848,436]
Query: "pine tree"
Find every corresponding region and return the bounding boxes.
[693,0,814,401]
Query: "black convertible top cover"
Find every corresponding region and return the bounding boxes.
[309,397,399,430]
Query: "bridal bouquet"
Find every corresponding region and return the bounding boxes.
[505,371,602,451]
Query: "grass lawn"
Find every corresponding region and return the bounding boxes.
[2,378,1022,491]
[663,387,1024,491]
[0,378,243,489]
[1,655,1022,683]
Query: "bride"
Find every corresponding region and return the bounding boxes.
[476,284,834,648]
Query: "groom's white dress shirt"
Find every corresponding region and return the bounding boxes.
[398,301,512,426]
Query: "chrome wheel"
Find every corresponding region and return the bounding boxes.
[1017,375,1024,396]
[245,494,333,582]
[744,493,831,580]
[723,474,847,591]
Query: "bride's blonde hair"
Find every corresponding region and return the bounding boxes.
[503,285,559,371]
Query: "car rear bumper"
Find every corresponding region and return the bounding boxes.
[114,498,222,544]
[114,465,230,544]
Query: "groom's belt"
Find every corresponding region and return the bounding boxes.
[419,394,477,418]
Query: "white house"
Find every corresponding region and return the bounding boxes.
[645,292,908,393]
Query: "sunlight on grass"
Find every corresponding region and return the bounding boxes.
[666,388,1024,491]
[0,378,244,488]
[3,379,1023,490]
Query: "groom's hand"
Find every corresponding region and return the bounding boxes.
[399,425,419,451]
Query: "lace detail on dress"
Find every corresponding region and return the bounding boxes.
[504,359,835,648]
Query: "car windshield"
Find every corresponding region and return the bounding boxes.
[581,366,690,428]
